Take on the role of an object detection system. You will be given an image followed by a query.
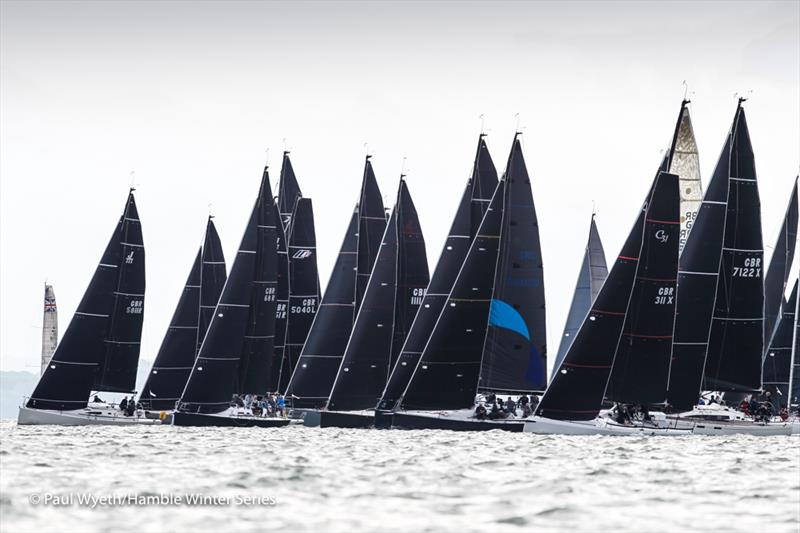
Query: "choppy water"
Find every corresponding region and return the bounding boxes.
[0,420,798,532]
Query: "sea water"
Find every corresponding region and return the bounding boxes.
[1,420,798,532]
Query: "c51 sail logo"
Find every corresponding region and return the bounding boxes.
[655,230,669,244]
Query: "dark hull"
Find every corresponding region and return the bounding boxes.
[293,409,375,428]
[172,411,290,428]
[391,412,524,432]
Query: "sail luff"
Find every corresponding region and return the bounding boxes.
[278,151,302,231]
[762,281,798,408]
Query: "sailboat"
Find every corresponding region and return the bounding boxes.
[285,156,386,411]
[524,167,686,435]
[764,179,798,351]
[274,197,321,392]
[19,190,155,425]
[659,100,797,434]
[40,284,58,375]
[173,167,289,427]
[302,177,429,428]
[390,134,547,432]
[552,215,608,378]
[139,217,226,414]
[375,136,498,426]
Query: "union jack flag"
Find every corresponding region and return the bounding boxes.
[44,298,57,313]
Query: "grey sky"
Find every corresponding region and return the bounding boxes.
[1,1,798,375]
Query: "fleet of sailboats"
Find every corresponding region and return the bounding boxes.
[17,100,800,435]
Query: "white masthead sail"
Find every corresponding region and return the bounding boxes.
[668,100,703,253]
[40,283,58,375]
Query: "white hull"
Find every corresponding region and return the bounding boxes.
[667,405,799,436]
[523,415,690,435]
[18,404,161,426]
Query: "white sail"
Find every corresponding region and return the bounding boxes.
[40,283,58,375]
[668,103,703,254]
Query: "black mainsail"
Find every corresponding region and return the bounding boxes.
[285,158,385,408]
[763,281,797,408]
[27,190,145,410]
[140,218,227,410]
[379,136,497,410]
[552,215,608,379]
[327,178,429,411]
[764,179,798,349]
[667,100,763,410]
[400,135,545,410]
[791,280,800,410]
[179,168,276,413]
[278,151,302,230]
[276,197,321,392]
[536,171,679,420]
[479,136,547,393]
[269,213,290,391]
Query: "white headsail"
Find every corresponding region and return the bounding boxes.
[40,283,58,375]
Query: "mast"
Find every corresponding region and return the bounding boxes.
[140,217,226,411]
[762,281,797,408]
[763,179,798,351]
[667,100,763,410]
[667,99,703,254]
[479,134,548,394]
[27,190,144,410]
[379,135,497,410]
[40,284,58,375]
[179,168,274,414]
[536,170,679,420]
[790,275,800,412]
[552,215,608,379]
[276,197,320,392]
[327,178,429,411]
[268,205,289,392]
[284,158,385,408]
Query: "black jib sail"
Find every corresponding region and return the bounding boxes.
[763,281,798,408]
[179,168,276,414]
[552,215,608,379]
[399,181,505,411]
[605,174,680,405]
[278,151,302,230]
[27,190,145,410]
[791,280,800,410]
[379,136,497,410]
[667,100,763,410]
[536,171,679,420]
[285,158,385,408]
[269,212,290,391]
[276,197,320,392]
[479,136,548,393]
[356,157,388,310]
[764,179,798,349]
[140,218,227,410]
[327,178,429,411]
[198,218,227,352]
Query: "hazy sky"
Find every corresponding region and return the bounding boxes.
[1,1,798,376]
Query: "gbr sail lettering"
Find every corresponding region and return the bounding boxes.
[291,298,317,314]
[126,300,143,314]
[653,287,674,305]
[732,257,761,278]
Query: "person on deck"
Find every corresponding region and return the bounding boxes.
[276,395,286,417]
[474,403,487,420]
[505,397,516,415]
[119,397,128,412]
